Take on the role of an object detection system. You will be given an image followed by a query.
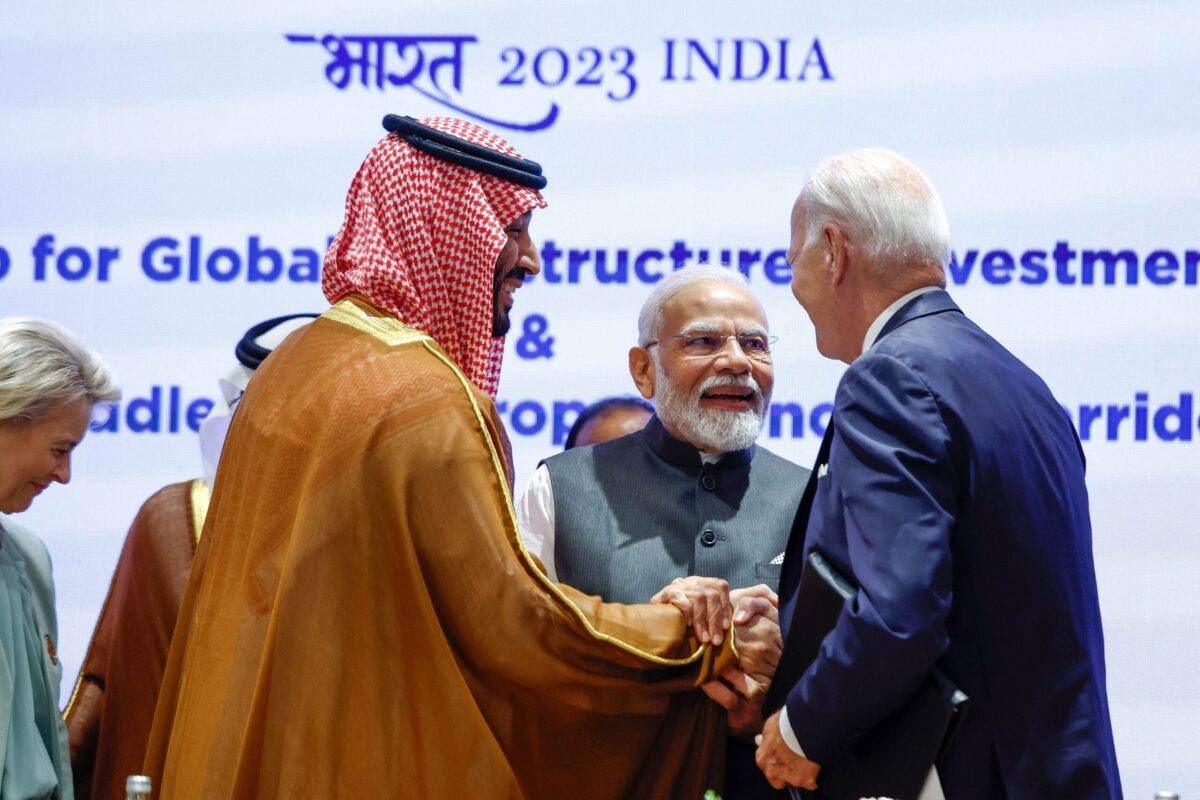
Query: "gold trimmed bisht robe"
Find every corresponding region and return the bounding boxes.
[66,479,209,800]
[143,297,737,799]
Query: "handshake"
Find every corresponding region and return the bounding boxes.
[650,576,782,739]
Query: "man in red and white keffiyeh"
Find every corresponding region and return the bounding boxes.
[140,117,773,799]
[322,116,546,396]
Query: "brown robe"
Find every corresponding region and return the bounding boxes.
[143,297,739,799]
[66,478,210,800]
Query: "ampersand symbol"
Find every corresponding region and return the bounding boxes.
[516,314,555,360]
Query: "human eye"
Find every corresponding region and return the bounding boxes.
[740,335,769,352]
[506,214,529,237]
[684,335,719,351]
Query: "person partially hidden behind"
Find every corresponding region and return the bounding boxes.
[517,265,808,799]
[0,317,120,800]
[563,396,652,450]
[756,149,1121,798]
[66,314,315,800]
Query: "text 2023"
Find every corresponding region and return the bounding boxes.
[499,45,637,101]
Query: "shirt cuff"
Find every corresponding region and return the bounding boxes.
[778,705,806,757]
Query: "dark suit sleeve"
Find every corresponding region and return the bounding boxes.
[785,352,958,763]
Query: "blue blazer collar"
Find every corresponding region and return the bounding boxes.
[875,289,961,346]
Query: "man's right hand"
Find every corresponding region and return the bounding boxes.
[730,584,782,685]
[700,584,783,737]
[730,583,779,626]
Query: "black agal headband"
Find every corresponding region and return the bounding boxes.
[382,114,547,190]
[235,313,321,370]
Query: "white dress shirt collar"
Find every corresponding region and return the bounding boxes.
[860,285,942,357]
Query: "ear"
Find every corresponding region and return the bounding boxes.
[823,223,850,287]
[628,347,656,400]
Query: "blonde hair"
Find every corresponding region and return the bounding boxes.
[0,318,120,423]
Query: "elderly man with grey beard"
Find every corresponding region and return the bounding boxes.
[516,265,808,800]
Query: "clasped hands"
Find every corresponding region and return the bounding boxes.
[650,575,820,790]
[649,577,780,738]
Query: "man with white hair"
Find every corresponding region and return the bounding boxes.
[517,264,808,799]
[756,149,1121,798]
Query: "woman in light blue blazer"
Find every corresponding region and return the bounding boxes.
[0,318,119,800]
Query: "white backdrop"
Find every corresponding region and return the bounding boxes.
[3,2,1198,794]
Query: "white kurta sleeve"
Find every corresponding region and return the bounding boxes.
[513,463,558,582]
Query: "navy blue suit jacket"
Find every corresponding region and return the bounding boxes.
[774,291,1121,798]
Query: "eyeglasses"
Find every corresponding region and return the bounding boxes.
[645,332,778,361]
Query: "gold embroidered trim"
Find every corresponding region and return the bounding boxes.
[64,664,84,720]
[189,478,211,546]
[421,340,716,667]
[322,298,431,347]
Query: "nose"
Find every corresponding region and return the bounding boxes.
[713,337,752,373]
[52,455,71,485]
[518,231,541,277]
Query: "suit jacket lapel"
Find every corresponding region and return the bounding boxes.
[765,421,834,716]
[778,421,835,603]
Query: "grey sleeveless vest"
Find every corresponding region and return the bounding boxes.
[543,415,808,603]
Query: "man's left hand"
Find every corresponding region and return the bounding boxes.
[755,710,820,791]
[701,667,765,740]
[650,575,732,646]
